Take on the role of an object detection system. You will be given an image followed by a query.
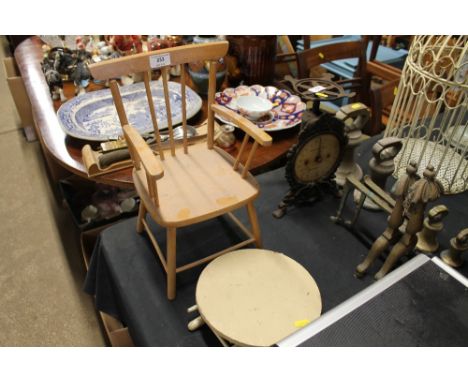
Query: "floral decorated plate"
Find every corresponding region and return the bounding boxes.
[214,84,306,132]
[57,80,202,141]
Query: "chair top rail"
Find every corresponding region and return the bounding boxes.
[297,40,367,79]
[298,40,366,63]
[89,42,229,80]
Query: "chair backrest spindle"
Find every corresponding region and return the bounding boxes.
[89,42,230,154]
[180,64,188,154]
[146,173,159,206]
[207,60,217,149]
[233,133,250,171]
[109,80,129,128]
[242,141,259,178]
[161,67,176,156]
[143,70,165,160]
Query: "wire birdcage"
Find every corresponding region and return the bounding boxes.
[384,35,468,194]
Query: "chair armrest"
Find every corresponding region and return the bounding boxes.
[210,104,272,147]
[122,124,164,180]
[276,52,297,63]
[140,146,164,180]
[367,61,401,81]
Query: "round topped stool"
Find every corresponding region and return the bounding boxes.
[189,249,322,346]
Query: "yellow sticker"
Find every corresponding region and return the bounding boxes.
[394,86,398,96]
[316,92,328,98]
[318,52,324,59]
[294,319,311,328]
[351,103,363,110]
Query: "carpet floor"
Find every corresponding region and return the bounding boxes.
[0,36,104,346]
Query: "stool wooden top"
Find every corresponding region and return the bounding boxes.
[195,249,322,346]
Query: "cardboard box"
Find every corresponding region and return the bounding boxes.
[81,223,134,347]
[3,57,35,131]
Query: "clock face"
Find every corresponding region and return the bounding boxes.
[293,133,341,184]
[285,113,346,190]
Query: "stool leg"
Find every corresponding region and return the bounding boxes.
[166,227,177,300]
[136,202,147,233]
[247,202,262,248]
[188,316,205,331]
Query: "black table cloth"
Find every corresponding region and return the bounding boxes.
[84,135,468,346]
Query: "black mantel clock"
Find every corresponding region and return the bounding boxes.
[273,112,347,218]
[272,75,351,219]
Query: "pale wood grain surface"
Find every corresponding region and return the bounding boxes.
[133,141,259,227]
[196,249,322,347]
[88,42,229,81]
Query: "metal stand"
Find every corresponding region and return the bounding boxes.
[334,103,370,187]
[353,137,402,210]
[273,180,339,219]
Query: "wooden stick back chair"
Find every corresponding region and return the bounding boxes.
[296,39,370,105]
[88,42,272,300]
[366,61,402,135]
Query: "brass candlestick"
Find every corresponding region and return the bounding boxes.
[441,228,468,268]
[416,205,449,253]
[355,161,419,277]
[374,165,443,280]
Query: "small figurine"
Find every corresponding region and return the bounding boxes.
[104,35,144,85]
[42,59,67,102]
[91,40,118,63]
[90,44,121,87]
[71,47,91,95]
[215,124,236,151]
[355,161,419,277]
[416,205,449,253]
[441,228,468,268]
[52,48,74,78]
[149,36,184,77]
[148,36,171,51]
[108,35,143,55]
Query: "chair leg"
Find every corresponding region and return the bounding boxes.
[246,201,262,248]
[166,227,177,300]
[136,202,147,233]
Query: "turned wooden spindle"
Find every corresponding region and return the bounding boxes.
[374,165,443,280]
[441,228,468,268]
[355,160,419,277]
[416,205,449,253]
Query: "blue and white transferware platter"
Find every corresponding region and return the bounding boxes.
[215,84,306,132]
[57,80,202,141]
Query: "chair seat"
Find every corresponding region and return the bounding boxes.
[133,142,259,227]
